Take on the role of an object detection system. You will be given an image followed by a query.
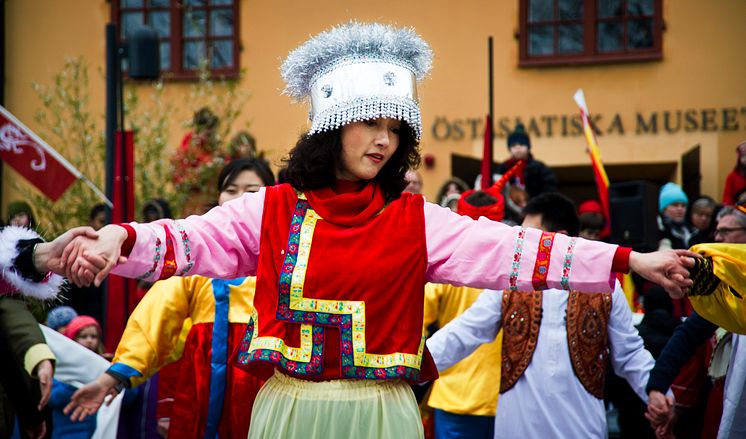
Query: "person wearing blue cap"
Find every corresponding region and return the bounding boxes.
[658,182,696,250]
[46,306,79,334]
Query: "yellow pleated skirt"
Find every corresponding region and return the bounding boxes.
[248,370,424,439]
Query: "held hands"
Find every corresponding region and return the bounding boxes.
[38,225,128,287]
[645,390,676,439]
[34,227,100,275]
[629,249,700,298]
[64,373,120,422]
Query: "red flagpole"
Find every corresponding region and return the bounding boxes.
[481,115,493,188]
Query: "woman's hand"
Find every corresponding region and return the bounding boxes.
[629,249,700,298]
[64,373,120,422]
[60,225,128,287]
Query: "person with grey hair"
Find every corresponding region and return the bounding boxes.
[712,205,746,242]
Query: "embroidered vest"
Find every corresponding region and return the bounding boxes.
[500,290,612,398]
[236,184,437,383]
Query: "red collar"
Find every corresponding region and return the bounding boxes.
[304,180,385,227]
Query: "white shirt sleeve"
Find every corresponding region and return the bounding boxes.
[607,281,656,403]
[426,289,503,372]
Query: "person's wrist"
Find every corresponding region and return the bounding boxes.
[32,359,52,375]
[115,224,136,257]
[628,251,641,273]
[33,243,52,273]
[99,372,121,389]
[104,224,129,245]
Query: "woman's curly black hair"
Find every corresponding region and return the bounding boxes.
[282,121,421,202]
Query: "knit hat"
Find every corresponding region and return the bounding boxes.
[46,306,79,331]
[578,200,604,217]
[63,315,101,340]
[281,22,433,141]
[457,160,525,221]
[658,182,688,212]
[507,123,531,149]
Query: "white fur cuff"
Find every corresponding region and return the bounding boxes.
[0,226,65,300]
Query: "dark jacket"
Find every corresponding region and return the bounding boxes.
[658,216,697,250]
[646,312,718,394]
[0,297,49,436]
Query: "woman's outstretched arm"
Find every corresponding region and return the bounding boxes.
[37,189,266,286]
[423,202,695,296]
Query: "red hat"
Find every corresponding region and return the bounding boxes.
[578,199,604,217]
[457,190,505,221]
[63,315,101,340]
[457,160,525,221]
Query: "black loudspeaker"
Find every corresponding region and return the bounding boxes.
[128,26,160,80]
[609,181,660,251]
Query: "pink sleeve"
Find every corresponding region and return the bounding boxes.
[111,189,265,281]
[423,202,617,293]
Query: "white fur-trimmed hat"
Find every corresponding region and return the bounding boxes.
[281,22,433,141]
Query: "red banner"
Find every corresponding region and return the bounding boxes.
[0,106,79,201]
[104,131,139,352]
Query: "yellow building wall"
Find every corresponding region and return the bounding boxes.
[4,0,745,218]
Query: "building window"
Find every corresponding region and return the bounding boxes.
[519,0,662,67]
[112,0,239,79]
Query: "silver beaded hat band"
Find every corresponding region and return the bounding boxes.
[308,61,420,138]
[281,22,433,141]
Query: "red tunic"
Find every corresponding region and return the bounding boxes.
[237,182,438,382]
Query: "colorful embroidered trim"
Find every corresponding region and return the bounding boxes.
[560,237,578,290]
[239,196,424,380]
[159,225,178,280]
[238,309,324,375]
[509,228,527,292]
[531,231,555,291]
[136,233,162,281]
[173,220,194,276]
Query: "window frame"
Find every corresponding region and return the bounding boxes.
[111,0,241,80]
[518,0,663,67]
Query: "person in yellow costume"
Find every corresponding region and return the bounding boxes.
[686,205,746,334]
[64,158,275,439]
